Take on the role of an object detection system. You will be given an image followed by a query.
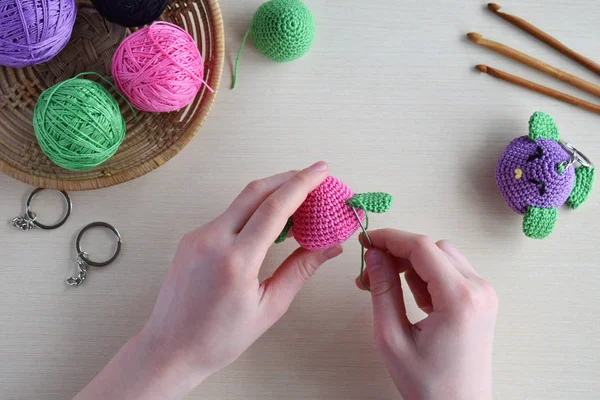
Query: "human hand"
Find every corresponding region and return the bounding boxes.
[356,230,498,400]
[74,162,343,400]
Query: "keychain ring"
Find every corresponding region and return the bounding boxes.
[76,222,122,267]
[560,141,595,169]
[25,188,72,230]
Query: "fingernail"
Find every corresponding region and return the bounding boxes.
[365,249,383,268]
[323,245,343,260]
[310,161,328,172]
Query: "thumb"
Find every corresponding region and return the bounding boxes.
[365,249,412,346]
[260,245,343,319]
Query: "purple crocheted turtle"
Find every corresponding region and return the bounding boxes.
[496,112,595,239]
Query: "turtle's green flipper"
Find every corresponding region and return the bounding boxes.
[567,167,595,209]
[523,207,557,239]
[528,112,559,141]
[275,217,293,244]
[347,193,394,213]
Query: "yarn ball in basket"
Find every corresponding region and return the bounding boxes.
[0,0,77,68]
[112,22,211,113]
[33,76,126,171]
[91,0,168,28]
[276,176,393,251]
[496,111,595,239]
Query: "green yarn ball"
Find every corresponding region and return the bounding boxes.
[251,0,315,62]
[34,77,126,171]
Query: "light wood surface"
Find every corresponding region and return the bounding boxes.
[1,1,599,399]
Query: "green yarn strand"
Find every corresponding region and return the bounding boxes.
[346,196,371,292]
[232,27,251,90]
[34,73,128,171]
[275,216,293,244]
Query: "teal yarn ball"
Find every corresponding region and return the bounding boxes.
[34,77,126,171]
[251,0,316,62]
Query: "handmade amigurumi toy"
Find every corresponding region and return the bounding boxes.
[496,111,595,239]
[276,176,393,250]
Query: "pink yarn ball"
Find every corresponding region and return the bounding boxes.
[112,22,212,113]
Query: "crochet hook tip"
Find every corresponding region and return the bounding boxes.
[488,3,502,13]
[467,32,483,43]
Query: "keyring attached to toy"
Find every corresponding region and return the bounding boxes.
[559,141,595,170]
[11,188,72,231]
[66,222,123,287]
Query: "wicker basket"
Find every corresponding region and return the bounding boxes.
[0,0,223,191]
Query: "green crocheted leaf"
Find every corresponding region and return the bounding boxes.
[529,112,559,141]
[347,193,393,213]
[275,217,293,244]
[523,207,557,239]
[568,167,595,209]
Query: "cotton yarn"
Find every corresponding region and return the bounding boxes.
[293,176,365,251]
[274,176,393,291]
[275,176,393,250]
[34,75,126,171]
[496,136,575,214]
[0,0,77,68]
[232,0,316,88]
[496,111,594,239]
[112,22,212,113]
[91,0,168,28]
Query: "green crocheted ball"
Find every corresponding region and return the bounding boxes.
[251,0,315,62]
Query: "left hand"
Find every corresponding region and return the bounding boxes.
[74,162,343,400]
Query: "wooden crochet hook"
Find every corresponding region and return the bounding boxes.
[476,65,600,116]
[467,33,600,99]
[488,3,600,77]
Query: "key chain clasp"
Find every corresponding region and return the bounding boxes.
[11,188,72,231]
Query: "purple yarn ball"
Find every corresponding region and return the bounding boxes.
[0,0,77,68]
[496,136,575,214]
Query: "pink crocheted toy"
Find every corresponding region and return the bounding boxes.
[276,176,393,250]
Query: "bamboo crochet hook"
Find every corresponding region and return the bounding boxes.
[476,65,600,116]
[467,33,600,99]
[487,3,600,77]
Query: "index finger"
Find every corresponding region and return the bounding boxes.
[364,229,465,289]
[237,161,329,256]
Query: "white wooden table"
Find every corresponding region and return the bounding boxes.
[1,1,599,399]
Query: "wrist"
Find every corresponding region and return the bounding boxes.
[132,328,210,398]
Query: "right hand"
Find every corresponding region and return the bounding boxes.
[356,229,498,400]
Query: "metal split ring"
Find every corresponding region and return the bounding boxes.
[12,188,72,231]
[560,141,595,170]
[67,222,122,287]
[76,222,122,267]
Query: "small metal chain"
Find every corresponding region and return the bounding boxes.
[66,253,89,287]
[11,212,37,231]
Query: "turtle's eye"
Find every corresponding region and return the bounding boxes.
[527,146,544,162]
[528,179,547,196]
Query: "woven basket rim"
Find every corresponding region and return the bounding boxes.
[0,0,224,191]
